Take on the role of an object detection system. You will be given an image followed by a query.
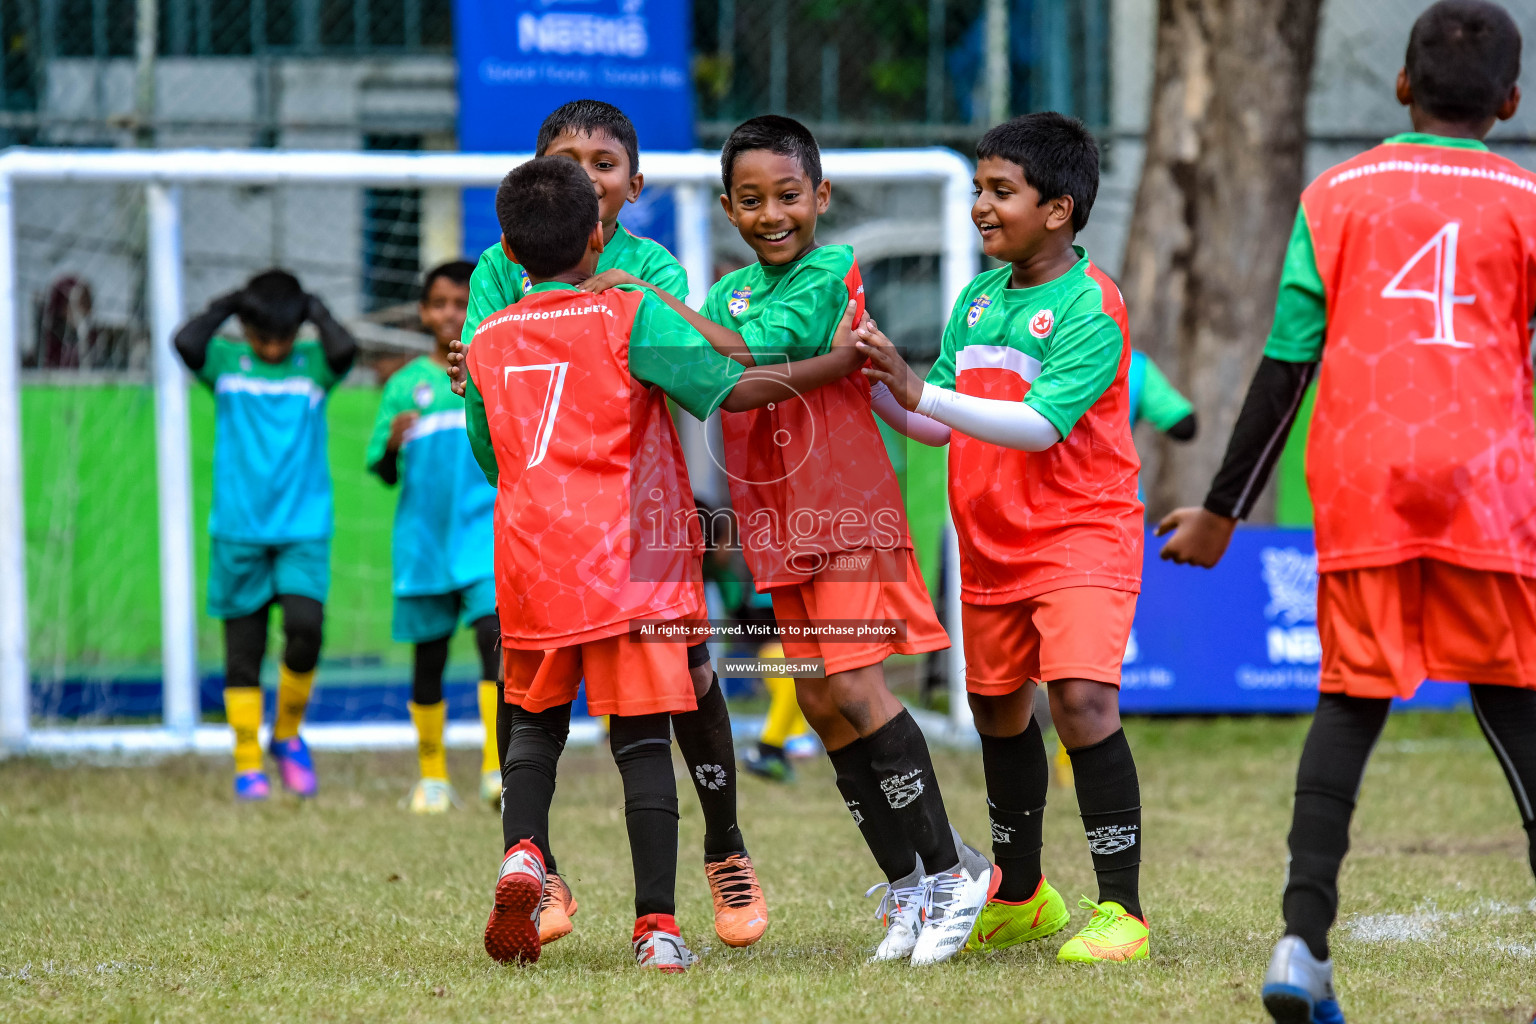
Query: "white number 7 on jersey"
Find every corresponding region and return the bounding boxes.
[503,362,569,468]
[1380,221,1475,349]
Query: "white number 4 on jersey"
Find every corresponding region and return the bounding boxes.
[1380,221,1475,349]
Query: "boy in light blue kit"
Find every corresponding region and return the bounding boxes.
[173,269,357,800]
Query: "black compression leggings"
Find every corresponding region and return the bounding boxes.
[411,615,500,705]
[1283,685,1536,960]
[223,596,323,688]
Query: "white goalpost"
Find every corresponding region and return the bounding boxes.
[0,146,978,756]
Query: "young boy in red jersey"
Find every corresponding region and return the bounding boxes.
[858,113,1151,963]
[587,115,992,967]
[466,156,861,970]
[1159,4,1536,1020]
[449,100,767,951]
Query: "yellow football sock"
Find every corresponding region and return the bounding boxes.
[477,680,500,775]
[760,673,806,750]
[272,664,315,742]
[410,700,449,781]
[224,686,264,774]
[1053,737,1075,788]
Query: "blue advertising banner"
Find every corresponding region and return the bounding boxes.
[1124,527,1470,713]
[453,0,696,260]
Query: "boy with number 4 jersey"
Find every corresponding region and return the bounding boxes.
[449,99,767,950]
[468,157,862,970]
[1160,4,1536,1021]
[859,112,1151,964]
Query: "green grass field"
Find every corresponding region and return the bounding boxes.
[3,714,1533,1023]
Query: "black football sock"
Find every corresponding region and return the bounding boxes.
[610,712,680,918]
[1068,728,1144,920]
[500,703,570,875]
[1470,683,1536,884]
[671,675,746,859]
[1282,692,1391,961]
[411,635,450,706]
[864,710,958,874]
[827,737,919,881]
[979,717,1049,902]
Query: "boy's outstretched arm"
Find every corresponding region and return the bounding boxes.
[720,301,858,411]
[856,320,1060,452]
[462,370,499,487]
[581,269,756,368]
[1155,356,1317,567]
[306,294,359,377]
[172,290,243,372]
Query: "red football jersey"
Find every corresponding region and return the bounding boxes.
[1302,139,1536,575]
[713,254,914,586]
[465,287,708,648]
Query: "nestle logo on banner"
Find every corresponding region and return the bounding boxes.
[517,12,648,58]
[1261,547,1320,665]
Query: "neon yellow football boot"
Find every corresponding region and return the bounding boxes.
[1056,897,1149,963]
[964,876,1071,953]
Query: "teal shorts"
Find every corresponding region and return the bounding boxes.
[208,538,331,620]
[392,577,498,643]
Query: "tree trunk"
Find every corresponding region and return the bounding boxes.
[1119,0,1324,521]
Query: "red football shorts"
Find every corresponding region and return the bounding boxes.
[769,548,950,676]
[962,586,1138,694]
[1318,559,1536,699]
[503,624,698,717]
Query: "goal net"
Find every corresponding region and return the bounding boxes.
[0,147,977,755]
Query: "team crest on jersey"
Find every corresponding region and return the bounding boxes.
[239,355,252,372]
[412,382,434,409]
[966,294,992,328]
[1029,308,1055,338]
[727,286,751,318]
[520,268,532,294]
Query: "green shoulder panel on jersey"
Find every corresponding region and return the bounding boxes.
[1021,265,1125,440]
[704,244,856,361]
[926,266,1011,391]
[197,336,341,391]
[1263,206,1327,363]
[462,243,528,347]
[628,288,743,421]
[460,225,689,348]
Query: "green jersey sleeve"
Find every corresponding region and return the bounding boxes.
[462,372,498,487]
[365,371,412,474]
[1136,354,1195,431]
[740,269,850,362]
[1023,305,1125,440]
[195,336,241,388]
[639,248,690,304]
[295,339,343,392]
[462,243,526,346]
[1264,206,1327,363]
[924,281,977,390]
[628,289,744,421]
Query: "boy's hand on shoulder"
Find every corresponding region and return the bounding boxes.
[855,316,923,411]
[578,269,645,293]
[446,339,468,397]
[388,410,421,451]
[1155,507,1237,568]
